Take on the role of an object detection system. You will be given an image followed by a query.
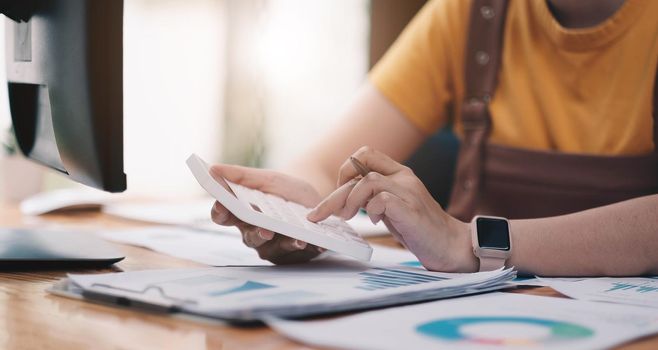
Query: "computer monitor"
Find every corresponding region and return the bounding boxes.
[3,0,126,192]
[0,0,125,268]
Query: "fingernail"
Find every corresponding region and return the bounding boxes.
[293,240,307,250]
[258,230,273,241]
[306,209,318,221]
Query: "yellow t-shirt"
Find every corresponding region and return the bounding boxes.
[370,0,658,155]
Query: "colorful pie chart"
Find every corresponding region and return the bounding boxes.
[416,316,594,346]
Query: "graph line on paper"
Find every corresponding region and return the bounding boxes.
[208,281,275,297]
[355,268,447,291]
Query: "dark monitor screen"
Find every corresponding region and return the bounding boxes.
[3,0,126,192]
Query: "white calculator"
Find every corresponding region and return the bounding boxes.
[186,154,373,261]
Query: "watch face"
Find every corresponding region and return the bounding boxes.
[476,217,510,251]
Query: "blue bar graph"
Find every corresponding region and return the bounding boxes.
[605,281,658,294]
[355,268,447,291]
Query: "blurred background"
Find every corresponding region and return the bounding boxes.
[0,0,426,200]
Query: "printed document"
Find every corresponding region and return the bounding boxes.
[51,261,515,321]
[267,293,658,350]
[541,277,658,308]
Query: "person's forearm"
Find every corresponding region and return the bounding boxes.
[507,194,658,276]
[283,158,337,197]
[282,82,426,197]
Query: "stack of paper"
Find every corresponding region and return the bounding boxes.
[50,261,515,322]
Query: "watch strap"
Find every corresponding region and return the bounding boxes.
[478,256,506,272]
[471,215,512,272]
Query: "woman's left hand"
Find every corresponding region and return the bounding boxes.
[307,146,478,273]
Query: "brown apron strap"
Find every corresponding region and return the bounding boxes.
[654,62,658,150]
[447,0,509,221]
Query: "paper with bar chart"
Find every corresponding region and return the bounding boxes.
[267,293,658,350]
[57,259,515,321]
[541,277,658,308]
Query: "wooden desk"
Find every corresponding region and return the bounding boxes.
[0,202,655,349]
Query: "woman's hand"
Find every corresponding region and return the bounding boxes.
[209,164,324,264]
[307,147,478,272]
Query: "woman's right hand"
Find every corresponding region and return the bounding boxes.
[209,164,325,264]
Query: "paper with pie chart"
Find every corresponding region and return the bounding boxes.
[267,293,658,350]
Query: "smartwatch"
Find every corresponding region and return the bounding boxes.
[470,215,512,271]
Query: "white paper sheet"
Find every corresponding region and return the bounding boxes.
[267,293,658,350]
[102,199,223,232]
[511,276,586,287]
[540,277,658,308]
[98,226,418,267]
[97,226,266,266]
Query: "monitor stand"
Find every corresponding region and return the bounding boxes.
[0,228,124,269]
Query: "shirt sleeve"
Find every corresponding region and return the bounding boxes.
[369,0,470,135]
